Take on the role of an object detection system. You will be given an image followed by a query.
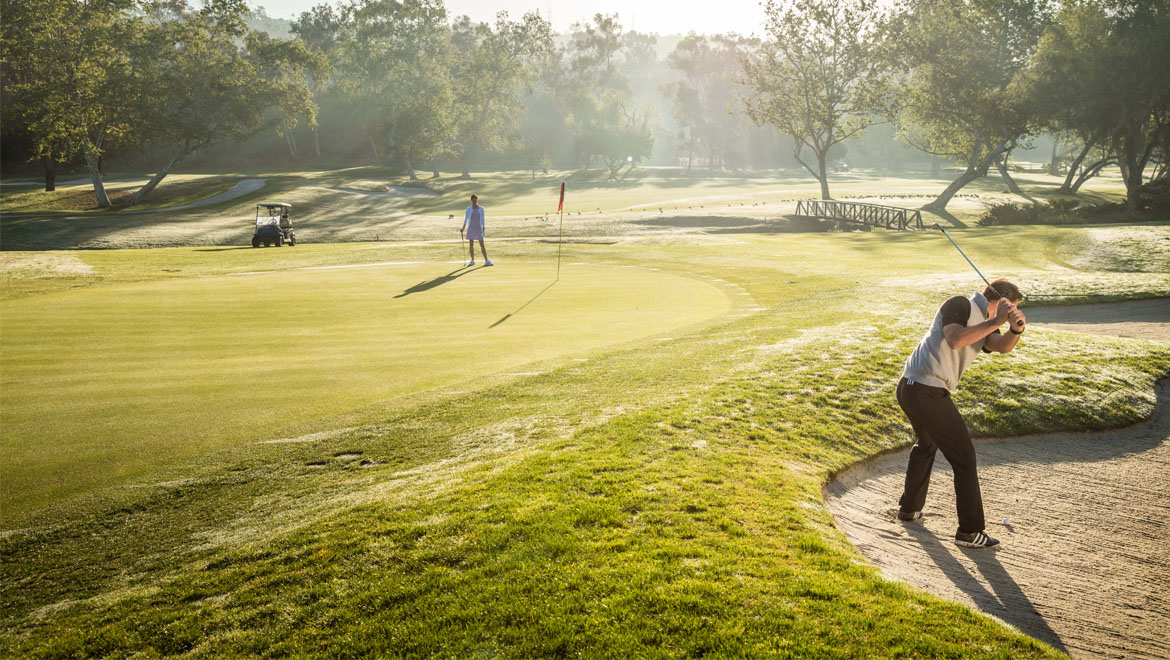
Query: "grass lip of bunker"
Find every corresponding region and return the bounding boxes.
[252,202,295,248]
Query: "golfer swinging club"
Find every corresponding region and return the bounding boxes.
[462,194,492,267]
[896,278,1026,548]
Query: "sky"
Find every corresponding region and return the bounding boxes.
[256,0,771,36]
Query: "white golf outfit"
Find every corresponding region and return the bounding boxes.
[463,205,485,241]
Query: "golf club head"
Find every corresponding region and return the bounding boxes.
[928,222,941,231]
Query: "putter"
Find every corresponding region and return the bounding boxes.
[928,223,1025,327]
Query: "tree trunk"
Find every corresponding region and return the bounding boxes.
[407,161,417,180]
[369,135,380,161]
[460,144,477,179]
[924,166,985,212]
[817,154,830,200]
[42,156,57,192]
[313,126,322,159]
[284,123,299,159]
[1120,123,1157,210]
[128,152,183,206]
[1123,151,1145,211]
[1049,137,1060,176]
[924,140,1007,212]
[1059,141,1094,192]
[432,168,440,179]
[996,155,1025,195]
[1069,158,1112,193]
[82,143,112,208]
[686,127,695,173]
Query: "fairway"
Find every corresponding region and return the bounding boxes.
[0,254,729,519]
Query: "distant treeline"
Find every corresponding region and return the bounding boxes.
[2,0,1166,211]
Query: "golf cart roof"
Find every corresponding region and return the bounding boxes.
[256,202,291,209]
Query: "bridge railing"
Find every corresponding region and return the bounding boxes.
[794,199,923,230]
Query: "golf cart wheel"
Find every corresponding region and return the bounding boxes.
[288,235,296,246]
[251,236,260,248]
[275,235,284,247]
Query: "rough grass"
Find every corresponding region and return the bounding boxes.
[1,218,1168,657]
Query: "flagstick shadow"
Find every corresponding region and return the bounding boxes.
[490,281,557,329]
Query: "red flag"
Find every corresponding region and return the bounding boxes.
[557,182,565,212]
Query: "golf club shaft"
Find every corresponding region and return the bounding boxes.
[930,224,1025,327]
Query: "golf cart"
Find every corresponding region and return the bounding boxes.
[252,202,296,247]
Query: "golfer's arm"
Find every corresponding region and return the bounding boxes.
[943,320,1003,350]
[983,328,1022,353]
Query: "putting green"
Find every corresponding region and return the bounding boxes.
[1,259,729,519]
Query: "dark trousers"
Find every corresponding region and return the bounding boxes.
[896,377,985,534]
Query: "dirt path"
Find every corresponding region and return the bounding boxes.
[824,301,1169,660]
[122,178,267,213]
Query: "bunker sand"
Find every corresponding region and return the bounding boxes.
[825,301,1170,660]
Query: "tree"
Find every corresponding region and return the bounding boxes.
[879,0,1050,213]
[1,0,142,203]
[290,3,343,158]
[126,0,318,205]
[518,92,565,180]
[743,0,878,199]
[666,33,755,171]
[1026,1,1121,193]
[252,32,330,162]
[557,14,654,177]
[334,0,454,176]
[1102,0,1170,206]
[450,11,552,179]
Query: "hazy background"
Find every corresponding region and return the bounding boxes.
[258,0,770,35]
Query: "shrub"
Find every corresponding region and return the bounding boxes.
[977,202,1043,226]
[1133,178,1170,213]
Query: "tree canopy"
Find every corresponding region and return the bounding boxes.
[743,0,878,199]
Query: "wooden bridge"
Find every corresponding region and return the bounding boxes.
[793,199,924,230]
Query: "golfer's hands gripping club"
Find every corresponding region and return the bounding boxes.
[994,299,1025,329]
[1008,306,1026,330]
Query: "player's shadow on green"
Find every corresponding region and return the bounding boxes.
[489,281,556,328]
[394,265,476,298]
[904,524,1068,654]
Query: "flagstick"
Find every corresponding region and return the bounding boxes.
[556,208,564,281]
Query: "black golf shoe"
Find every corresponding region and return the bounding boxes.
[896,509,923,522]
[954,530,1000,548]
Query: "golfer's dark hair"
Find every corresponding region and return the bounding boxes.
[983,278,1022,302]
[470,194,478,201]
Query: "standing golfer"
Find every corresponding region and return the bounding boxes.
[462,194,492,267]
[895,278,1026,548]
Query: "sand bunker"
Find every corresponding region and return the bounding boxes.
[1025,298,1169,342]
[824,300,1169,659]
